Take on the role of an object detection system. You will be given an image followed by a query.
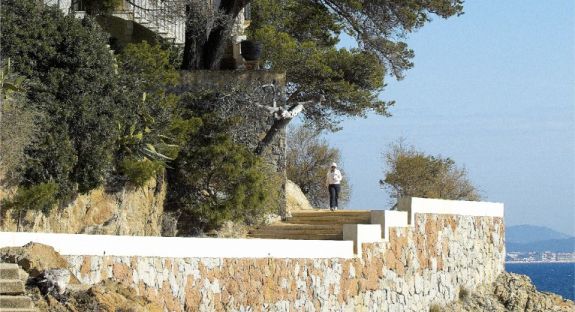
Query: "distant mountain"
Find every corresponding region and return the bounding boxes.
[506,225,572,244]
[507,238,575,253]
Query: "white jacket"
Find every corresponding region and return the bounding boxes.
[326,169,342,185]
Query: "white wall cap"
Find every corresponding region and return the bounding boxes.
[343,224,382,256]
[370,210,408,241]
[0,232,354,259]
[397,197,504,225]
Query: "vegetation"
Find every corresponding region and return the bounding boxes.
[1,0,278,234]
[2,0,120,205]
[167,94,279,235]
[0,61,38,185]
[380,140,481,203]
[286,125,350,208]
[248,0,464,130]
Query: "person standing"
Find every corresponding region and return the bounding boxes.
[326,162,342,211]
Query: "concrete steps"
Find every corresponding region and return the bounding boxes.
[0,263,37,312]
[249,210,371,240]
[286,210,371,225]
[0,280,25,294]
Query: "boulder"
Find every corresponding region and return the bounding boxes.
[0,242,79,285]
[286,180,314,212]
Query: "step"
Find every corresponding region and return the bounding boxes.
[251,224,343,233]
[285,218,371,225]
[290,210,371,217]
[0,280,25,295]
[0,296,33,309]
[0,264,20,280]
[249,233,343,240]
[286,216,371,224]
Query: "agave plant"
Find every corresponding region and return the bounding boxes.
[1,59,26,101]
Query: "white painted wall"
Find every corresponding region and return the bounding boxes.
[0,232,354,259]
[371,210,408,241]
[397,197,504,225]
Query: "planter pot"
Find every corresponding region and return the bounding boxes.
[241,41,262,61]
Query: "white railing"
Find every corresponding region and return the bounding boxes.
[124,0,186,45]
[60,0,186,44]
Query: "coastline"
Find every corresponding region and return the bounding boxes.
[506,261,575,264]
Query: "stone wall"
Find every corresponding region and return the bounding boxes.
[62,213,504,311]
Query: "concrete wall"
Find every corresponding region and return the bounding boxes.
[0,198,505,311]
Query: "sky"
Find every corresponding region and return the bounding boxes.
[321,0,575,235]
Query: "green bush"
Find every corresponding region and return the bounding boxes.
[3,182,58,213]
[2,0,120,202]
[119,158,163,188]
[168,110,274,235]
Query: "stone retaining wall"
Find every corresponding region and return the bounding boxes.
[64,213,504,311]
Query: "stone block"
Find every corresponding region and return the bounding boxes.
[0,263,20,280]
[0,295,33,309]
[0,280,25,295]
[371,210,408,241]
[343,224,381,256]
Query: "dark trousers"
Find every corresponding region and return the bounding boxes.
[328,184,340,208]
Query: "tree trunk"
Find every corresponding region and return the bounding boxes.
[181,0,250,70]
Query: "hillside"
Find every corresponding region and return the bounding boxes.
[506,225,572,244]
[507,238,575,253]
[506,225,574,252]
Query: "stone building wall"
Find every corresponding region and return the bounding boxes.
[63,213,505,311]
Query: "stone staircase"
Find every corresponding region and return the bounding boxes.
[249,210,372,240]
[0,263,37,312]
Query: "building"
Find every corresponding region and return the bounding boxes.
[43,0,250,65]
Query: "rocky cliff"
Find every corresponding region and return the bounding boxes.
[0,178,166,236]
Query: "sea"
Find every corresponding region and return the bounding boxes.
[506,262,575,301]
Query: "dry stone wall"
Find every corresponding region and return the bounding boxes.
[64,213,504,311]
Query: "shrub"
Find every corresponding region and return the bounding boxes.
[381,140,481,203]
[459,287,470,301]
[168,111,275,235]
[429,304,442,312]
[3,182,58,213]
[118,159,163,188]
[2,0,120,203]
[0,62,38,186]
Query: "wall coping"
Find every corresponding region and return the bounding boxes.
[397,197,504,225]
[0,232,354,259]
[0,198,504,259]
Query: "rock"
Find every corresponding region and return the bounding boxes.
[0,177,166,236]
[35,268,71,297]
[441,272,575,312]
[286,180,314,212]
[0,242,74,280]
[85,280,163,312]
[30,280,163,312]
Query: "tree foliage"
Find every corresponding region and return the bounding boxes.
[381,141,481,203]
[0,61,39,185]
[168,93,277,235]
[286,125,350,208]
[114,42,197,187]
[1,0,120,201]
[248,0,463,130]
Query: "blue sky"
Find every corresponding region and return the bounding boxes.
[322,0,575,235]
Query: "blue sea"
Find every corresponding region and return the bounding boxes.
[506,262,575,300]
